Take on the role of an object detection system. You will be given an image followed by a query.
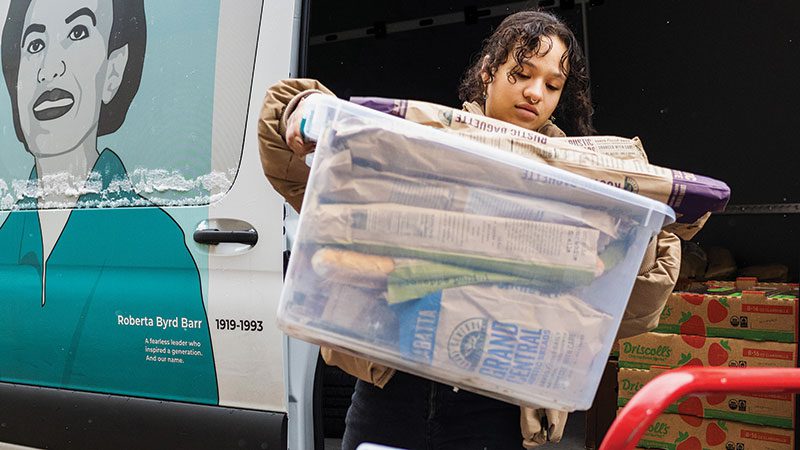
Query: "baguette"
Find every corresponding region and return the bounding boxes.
[311,247,394,289]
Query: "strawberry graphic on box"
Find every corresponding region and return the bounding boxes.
[706,298,729,324]
[676,397,703,425]
[677,353,704,367]
[706,393,726,405]
[683,293,705,305]
[675,432,701,450]
[680,333,706,349]
[678,312,706,336]
[708,340,731,366]
[706,421,728,446]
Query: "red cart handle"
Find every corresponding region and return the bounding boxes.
[599,367,800,450]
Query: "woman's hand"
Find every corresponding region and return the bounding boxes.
[285,98,317,156]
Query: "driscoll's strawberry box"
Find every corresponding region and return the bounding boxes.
[618,367,795,428]
[626,412,795,450]
[654,290,798,343]
[706,277,799,295]
[618,332,797,370]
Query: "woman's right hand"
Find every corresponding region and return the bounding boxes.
[285,98,317,156]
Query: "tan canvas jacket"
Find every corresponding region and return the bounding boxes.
[258,79,681,448]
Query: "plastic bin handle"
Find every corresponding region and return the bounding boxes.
[599,367,800,450]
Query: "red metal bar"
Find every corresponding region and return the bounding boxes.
[598,367,800,450]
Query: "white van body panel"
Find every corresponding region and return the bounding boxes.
[0,0,302,416]
[206,0,297,412]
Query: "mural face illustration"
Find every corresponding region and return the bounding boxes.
[16,0,127,156]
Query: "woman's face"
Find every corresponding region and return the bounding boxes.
[16,0,115,156]
[484,35,568,131]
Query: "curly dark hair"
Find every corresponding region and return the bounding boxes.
[2,0,146,147]
[458,10,594,136]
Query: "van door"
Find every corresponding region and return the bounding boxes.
[0,0,296,447]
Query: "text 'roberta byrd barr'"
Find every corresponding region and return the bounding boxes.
[117,314,204,330]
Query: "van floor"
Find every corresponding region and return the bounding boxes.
[324,410,587,449]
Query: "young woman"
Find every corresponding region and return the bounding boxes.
[258,10,680,449]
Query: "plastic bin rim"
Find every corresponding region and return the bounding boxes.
[301,94,677,227]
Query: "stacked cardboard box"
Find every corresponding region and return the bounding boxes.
[621,410,795,450]
[655,278,798,342]
[617,278,798,450]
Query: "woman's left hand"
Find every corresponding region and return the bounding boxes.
[284,97,317,156]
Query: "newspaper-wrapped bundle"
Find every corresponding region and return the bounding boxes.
[312,125,643,235]
[318,151,624,243]
[392,285,612,396]
[305,203,602,287]
[350,97,730,240]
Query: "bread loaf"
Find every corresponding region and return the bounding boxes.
[312,248,394,289]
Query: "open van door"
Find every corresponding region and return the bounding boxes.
[0,0,304,448]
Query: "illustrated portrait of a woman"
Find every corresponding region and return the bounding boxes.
[0,0,218,404]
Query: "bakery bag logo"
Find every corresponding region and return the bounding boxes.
[624,176,639,194]
[448,318,488,370]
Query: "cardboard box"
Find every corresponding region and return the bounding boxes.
[653,290,798,343]
[618,332,797,370]
[618,367,795,429]
[629,412,794,450]
[674,279,799,298]
[708,277,799,294]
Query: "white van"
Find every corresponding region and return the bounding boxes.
[0,0,312,448]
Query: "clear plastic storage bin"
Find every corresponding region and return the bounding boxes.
[277,95,675,410]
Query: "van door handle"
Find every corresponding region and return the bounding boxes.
[193,228,258,246]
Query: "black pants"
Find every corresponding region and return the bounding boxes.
[341,371,524,450]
